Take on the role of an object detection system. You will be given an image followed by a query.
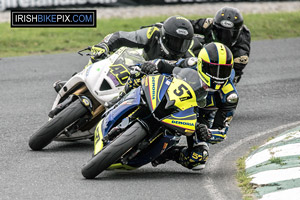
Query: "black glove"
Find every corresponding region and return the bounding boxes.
[195,123,212,142]
[141,62,157,74]
[91,43,109,60]
[233,69,243,85]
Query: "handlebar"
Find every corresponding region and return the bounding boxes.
[77,46,108,60]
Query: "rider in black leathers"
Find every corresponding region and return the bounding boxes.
[143,7,251,84]
[190,7,251,84]
[89,15,199,62]
[53,16,201,92]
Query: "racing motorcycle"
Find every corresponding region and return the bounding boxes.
[81,67,207,179]
[28,47,145,150]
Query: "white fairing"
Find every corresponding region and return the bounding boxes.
[51,47,144,110]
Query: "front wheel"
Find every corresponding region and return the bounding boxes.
[29,99,89,150]
[81,122,147,179]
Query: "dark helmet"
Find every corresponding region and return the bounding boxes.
[197,42,233,90]
[161,16,194,59]
[212,7,244,46]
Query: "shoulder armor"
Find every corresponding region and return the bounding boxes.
[147,27,159,39]
[221,82,239,104]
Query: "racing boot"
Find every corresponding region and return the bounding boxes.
[176,143,209,170]
[151,146,183,167]
[53,80,67,93]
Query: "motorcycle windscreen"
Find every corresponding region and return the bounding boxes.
[142,75,170,112]
[161,107,197,135]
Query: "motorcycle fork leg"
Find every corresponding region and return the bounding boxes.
[186,135,194,154]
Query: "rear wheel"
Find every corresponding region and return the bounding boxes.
[81,122,147,179]
[29,99,88,150]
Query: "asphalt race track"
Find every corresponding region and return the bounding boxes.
[1,38,300,200]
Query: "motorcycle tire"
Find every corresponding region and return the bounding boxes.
[29,99,88,151]
[81,122,147,179]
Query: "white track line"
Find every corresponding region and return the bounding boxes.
[203,121,300,200]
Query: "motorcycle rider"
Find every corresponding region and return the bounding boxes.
[133,42,237,170]
[145,7,250,84]
[53,15,199,92]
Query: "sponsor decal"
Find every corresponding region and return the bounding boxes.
[171,120,194,126]
[176,28,188,36]
[220,20,234,28]
[11,10,96,28]
[82,98,90,106]
[151,76,156,100]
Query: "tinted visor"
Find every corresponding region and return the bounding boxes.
[213,24,241,46]
[162,29,192,54]
[202,60,232,80]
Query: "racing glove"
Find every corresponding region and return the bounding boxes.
[141,61,157,74]
[195,123,212,142]
[91,43,109,61]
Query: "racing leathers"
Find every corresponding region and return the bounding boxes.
[190,18,251,83]
[145,18,251,83]
[149,58,238,170]
[91,26,200,62]
[117,58,238,170]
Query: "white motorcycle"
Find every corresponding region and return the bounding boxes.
[29,47,145,150]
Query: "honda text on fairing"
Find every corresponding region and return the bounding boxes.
[81,67,207,179]
[29,47,145,150]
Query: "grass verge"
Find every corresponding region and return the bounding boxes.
[1,11,300,57]
[236,146,259,200]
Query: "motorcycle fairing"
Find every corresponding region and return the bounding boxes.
[126,134,181,168]
[108,64,131,87]
[166,77,198,111]
[161,107,197,135]
[94,88,141,155]
[142,75,171,112]
[94,119,104,155]
[107,134,181,169]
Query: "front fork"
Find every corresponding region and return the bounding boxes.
[48,95,93,118]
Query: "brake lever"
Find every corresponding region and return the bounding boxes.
[77,46,92,56]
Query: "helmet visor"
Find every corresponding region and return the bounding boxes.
[213,24,241,46]
[202,60,232,80]
[162,29,192,54]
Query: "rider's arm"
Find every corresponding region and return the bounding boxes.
[155,57,199,74]
[189,18,213,35]
[97,28,152,52]
[208,83,238,144]
[232,26,251,83]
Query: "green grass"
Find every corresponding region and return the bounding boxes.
[1,11,300,57]
[269,157,286,166]
[236,156,257,200]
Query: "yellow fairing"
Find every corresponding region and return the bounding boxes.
[94,119,104,155]
[162,118,196,133]
[107,163,137,170]
[167,78,198,111]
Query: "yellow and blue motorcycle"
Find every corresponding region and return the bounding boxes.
[81,67,207,179]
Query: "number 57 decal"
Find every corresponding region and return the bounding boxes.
[173,84,192,101]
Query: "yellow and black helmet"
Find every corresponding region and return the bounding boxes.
[197,42,233,90]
